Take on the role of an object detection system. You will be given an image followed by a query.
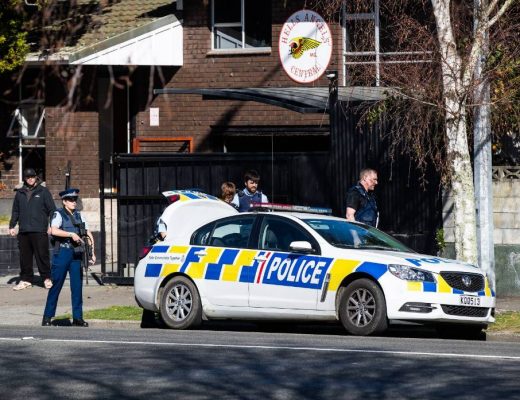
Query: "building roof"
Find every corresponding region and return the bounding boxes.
[153,86,391,114]
[26,0,180,64]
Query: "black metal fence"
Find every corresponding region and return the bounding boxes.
[99,148,441,283]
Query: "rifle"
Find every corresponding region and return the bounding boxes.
[71,218,93,285]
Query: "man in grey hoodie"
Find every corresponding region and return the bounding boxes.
[9,168,56,290]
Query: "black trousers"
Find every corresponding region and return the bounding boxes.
[17,232,51,282]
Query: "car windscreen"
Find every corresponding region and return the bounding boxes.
[302,218,413,252]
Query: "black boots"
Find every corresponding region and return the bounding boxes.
[72,319,89,327]
[41,317,88,327]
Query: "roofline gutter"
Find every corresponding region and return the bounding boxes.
[25,14,181,65]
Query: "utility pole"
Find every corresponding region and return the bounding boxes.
[473,0,495,289]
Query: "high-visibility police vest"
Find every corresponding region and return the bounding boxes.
[352,185,378,227]
[53,208,82,244]
[238,190,263,212]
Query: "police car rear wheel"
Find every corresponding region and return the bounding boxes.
[160,277,202,329]
[339,279,388,336]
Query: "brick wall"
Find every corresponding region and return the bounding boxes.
[135,0,343,151]
[45,108,99,199]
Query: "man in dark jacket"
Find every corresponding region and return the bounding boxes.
[9,168,56,290]
[345,168,379,227]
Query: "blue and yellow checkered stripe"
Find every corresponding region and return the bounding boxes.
[144,247,495,297]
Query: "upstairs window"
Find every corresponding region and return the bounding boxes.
[212,0,271,50]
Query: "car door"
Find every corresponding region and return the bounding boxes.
[189,215,257,307]
[249,215,332,310]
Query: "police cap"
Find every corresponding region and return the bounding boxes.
[59,188,80,199]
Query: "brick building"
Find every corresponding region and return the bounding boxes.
[1,0,343,203]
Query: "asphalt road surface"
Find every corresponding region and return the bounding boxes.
[0,324,519,400]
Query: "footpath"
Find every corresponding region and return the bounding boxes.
[1,268,520,335]
[0,265,139,328]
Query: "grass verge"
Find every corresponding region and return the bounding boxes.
[56,306,142,321]
[488,311,520,334]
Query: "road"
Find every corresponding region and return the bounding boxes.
[0,324,519,400]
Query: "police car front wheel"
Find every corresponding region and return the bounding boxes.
[338,279,388,336]
[160,276,202,329]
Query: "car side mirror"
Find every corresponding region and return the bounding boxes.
[289,241,315,254]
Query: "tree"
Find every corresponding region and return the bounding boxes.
[310,0,519,283]
[0,1,29,73]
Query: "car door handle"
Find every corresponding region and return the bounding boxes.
[254,255,268,262]
[194,250,207,257]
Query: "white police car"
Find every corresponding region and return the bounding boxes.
[134,190,495,337]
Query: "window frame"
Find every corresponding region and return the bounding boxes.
[210,0,271,52]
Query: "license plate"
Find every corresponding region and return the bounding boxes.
[460,295,480,306]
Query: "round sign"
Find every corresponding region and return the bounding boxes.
[278,9,333,84]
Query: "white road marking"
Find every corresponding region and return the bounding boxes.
[1,336,519,360]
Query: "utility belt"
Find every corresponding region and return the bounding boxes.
[53,239,84,254]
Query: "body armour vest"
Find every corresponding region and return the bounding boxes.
[54,208,82,244]
[238,191,263,212]
[353,185,378,227]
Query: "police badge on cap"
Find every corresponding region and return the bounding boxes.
[59,188,80,198]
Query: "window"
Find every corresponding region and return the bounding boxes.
[193,216,256,248]
[6,102,45,139]
[212,0,271,50]
[303,218,412,252]
[258,216,316,253]
[192,223,215,246]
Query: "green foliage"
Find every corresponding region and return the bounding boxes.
[435,228,446,254]
[0,1,29,73]
[366,101,388,125]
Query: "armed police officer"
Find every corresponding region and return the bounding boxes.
[345,168,379,227]
[231,170,269,212]
[42,188,95,327]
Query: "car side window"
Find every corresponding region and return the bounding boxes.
[259,217,315,252]
[192,223,215,245]
[208,216,255,248]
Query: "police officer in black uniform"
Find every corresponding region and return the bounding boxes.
[345,168,379,227]
[42,188,95,327]
[231,170,269,212]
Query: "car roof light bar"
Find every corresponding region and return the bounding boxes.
[250,202,332,215]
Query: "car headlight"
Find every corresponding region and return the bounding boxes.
[388,264,435,282]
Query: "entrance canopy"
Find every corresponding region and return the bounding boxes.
[153,86,390,114]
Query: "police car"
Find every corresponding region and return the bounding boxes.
[134,190,495,337]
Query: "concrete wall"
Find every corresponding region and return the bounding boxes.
[443,167,520,296]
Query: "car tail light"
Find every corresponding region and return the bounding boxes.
[139,246,153,260]
[167,194,180,203]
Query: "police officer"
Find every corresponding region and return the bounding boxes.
[42,188,95,327]
[231,170,269,212]
[345,168,379,227]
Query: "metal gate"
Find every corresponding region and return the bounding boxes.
[99,152,331,283]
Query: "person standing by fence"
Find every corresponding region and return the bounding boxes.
[345,168,379,227]
[232,170,269,212]
[9,168,56,290]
